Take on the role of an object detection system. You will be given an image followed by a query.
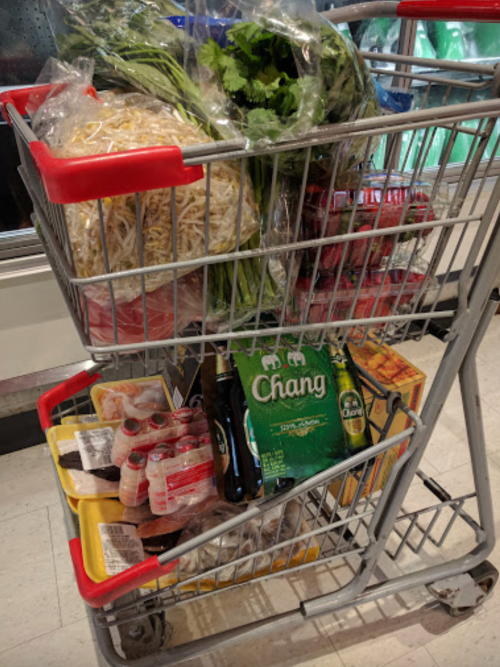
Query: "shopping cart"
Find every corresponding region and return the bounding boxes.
[3,0,500,664]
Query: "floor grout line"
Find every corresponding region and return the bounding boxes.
[0,622,63,658]
[0,502,58,526]
[317,615,339,657]
[46,505,63,626]
[0,614,92,658]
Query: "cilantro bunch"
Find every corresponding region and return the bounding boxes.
[198,20,378,206]
[198,20,377,144]
[199,22,323,143]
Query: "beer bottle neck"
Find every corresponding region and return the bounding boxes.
[216,354,232,380]
[331,350,348,370]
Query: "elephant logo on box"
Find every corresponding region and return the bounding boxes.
[261,354,281,371]
[287,351,306,367]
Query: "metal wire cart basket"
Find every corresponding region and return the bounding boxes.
[2,1,500,665]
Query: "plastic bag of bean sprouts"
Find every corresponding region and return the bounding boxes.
[28,58,261,307]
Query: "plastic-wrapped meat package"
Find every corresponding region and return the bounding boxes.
[57,440,120,496]
[93,378,170,422]
[83,271,204,347]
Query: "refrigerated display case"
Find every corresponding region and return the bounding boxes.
[327,1,500,180]
[0,2,88,380]
[0,0,59,257]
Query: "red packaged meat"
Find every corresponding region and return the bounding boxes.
[302,172,445,273]
[83,271,204,347]
[289,261,430,334]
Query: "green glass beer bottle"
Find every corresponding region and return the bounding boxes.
[231,362,263,499]
[330,346,371,455]
[214,353,246,503]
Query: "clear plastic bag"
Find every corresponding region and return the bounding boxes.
[43,0,240,142]
[188,0,378,180]
[29,59,261,304]
[178,499,309,581]
[83,272,204,347]
[27,57,100,147]
[206,188,292,331]
[300,170,448,275]
[190,0,377,142]
[288,253,436,340]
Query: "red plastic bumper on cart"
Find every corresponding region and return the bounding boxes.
[397,1,500,23]
[0,84,204,204]
[69,538,178,608]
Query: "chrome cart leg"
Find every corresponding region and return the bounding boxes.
[302,210,500,617]
[457,290,499,557]
[425,290,500,617]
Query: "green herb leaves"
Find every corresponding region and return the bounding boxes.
[199,19,378,145]
[198,23,307,137]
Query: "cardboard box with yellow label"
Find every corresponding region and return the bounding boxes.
[330,341,426,506]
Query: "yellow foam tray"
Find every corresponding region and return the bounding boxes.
[91,376,173,422]
[47,421,121,502]
[61,415,98,425]
[68,496,79,514]
[79,498,320,591]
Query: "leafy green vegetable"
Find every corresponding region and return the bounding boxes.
[208,234,278,320]
[199,19,377,141]
[198,19,378,205]
[54,0,229,139]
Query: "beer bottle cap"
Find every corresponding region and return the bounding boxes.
[148,413,169,430]
[126,451,147,470]
[121,418,141,436]
[171,407,193,424]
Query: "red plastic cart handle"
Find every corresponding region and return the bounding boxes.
[29,141,204,204]
[69,537,179,608]
[0,84,99,124]
[397,0,500,22]
[1,83,204,203]
[37,369,102,432]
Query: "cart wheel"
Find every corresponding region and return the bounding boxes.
[440,561,499,617]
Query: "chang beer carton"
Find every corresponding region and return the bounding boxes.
[330,341,426,507]
[233,336,349,496]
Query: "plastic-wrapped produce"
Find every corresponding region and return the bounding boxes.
[28,59,260,305]
[192,0,378,145]
[178,500,311,580]
[84,272,203,347]
[288,255,435,339]
[206,184,294,331]
[300,170,447,275]
[44,0,239,142]
[188,0,379,206]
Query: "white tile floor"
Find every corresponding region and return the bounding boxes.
[1,318,500,667]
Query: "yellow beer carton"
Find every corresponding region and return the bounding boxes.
[330,341,426,506]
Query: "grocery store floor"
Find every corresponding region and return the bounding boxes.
[1,319,500,667]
